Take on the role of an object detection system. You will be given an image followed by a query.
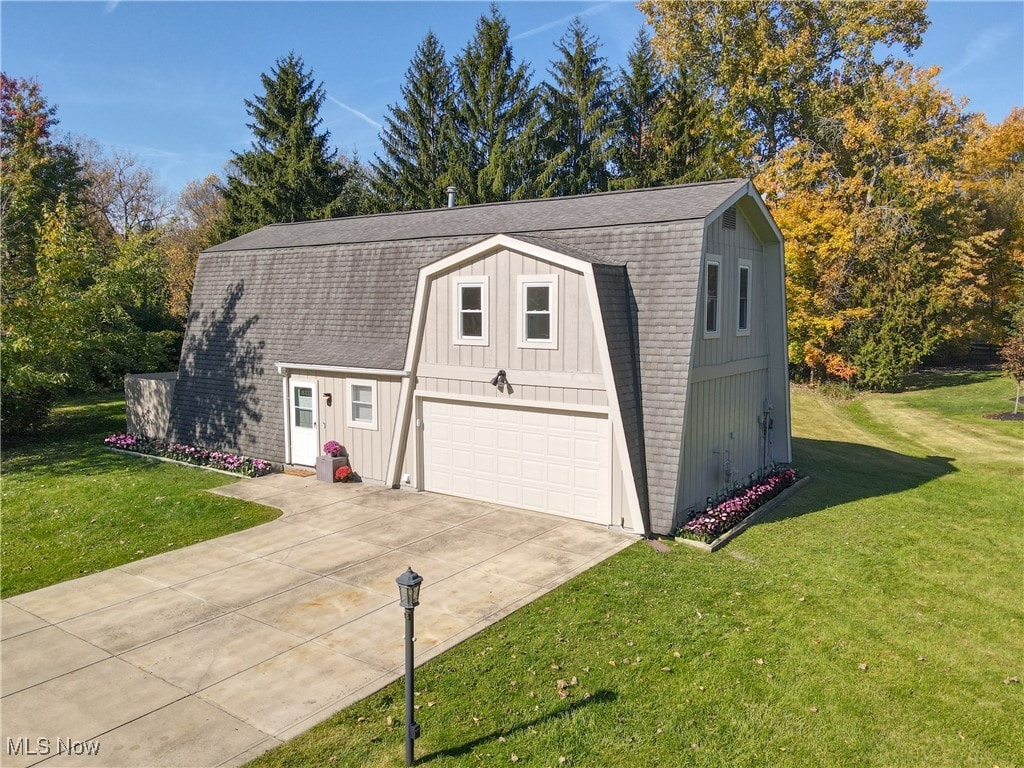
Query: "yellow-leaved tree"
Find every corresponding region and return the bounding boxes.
[638,0,928,164]
[961,107,1024,343]
[757,65,1002,389]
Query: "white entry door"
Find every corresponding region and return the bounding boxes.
[421,400,609,523]
[289,380,318,465]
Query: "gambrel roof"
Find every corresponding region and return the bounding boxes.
[206,178,750,252]
[172,178,778,535]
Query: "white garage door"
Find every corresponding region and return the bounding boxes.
[421,400,609,523]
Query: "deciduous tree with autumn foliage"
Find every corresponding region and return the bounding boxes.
[643,0,1020,390]
[758,65,1002,390]
[962,107,1024,345]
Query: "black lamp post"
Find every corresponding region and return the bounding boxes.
[396,567,423,766]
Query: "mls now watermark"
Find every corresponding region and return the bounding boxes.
[6,737,101,757]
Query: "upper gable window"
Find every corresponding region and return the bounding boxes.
[454,277,489,346]
[517,274,559,349]
[704,259,721,338]
[737,259,751,335]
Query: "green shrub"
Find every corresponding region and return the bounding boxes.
[816,380,859,400]
[1,384,56,438]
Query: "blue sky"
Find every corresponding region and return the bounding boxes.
[2,1,1022,199]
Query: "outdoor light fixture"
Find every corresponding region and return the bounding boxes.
[396,567,423,765]
[323,392,332,407]
[397,566,422,609]
[489,369,508,388]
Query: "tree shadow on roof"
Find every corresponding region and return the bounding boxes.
[171,281,264,452]
[757,436,956,526]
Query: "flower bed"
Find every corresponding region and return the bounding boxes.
[104,433,273,478]
[675,468,798,543]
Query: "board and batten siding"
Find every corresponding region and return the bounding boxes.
[403,244,645,528]
[414,376,608,407]
[677,368,769,516]
[695,208,768,368]
[287,369,403,482]
[671,205,790,529]
[420,248,599,375]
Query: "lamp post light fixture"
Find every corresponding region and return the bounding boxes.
[396,567,423,766]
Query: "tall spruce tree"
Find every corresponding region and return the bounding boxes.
[372,32,455,212]
[219,53,358,238]
[539,18,616,197]
[651,67,720,184]
[450,5,540,203]
[610,28,665,189]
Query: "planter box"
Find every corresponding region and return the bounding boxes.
[676,475,810,553]
[315,454,349,482]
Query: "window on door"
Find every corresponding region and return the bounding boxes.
[455,278,489,345]
[517,274,559,349]
[348,380,378,430]
[293,386,314,428]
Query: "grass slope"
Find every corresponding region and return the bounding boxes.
[247,372,1023,768]
[1,393,280,598]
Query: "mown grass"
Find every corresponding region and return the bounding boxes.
[0,393,280,598]
[247,371,1023,768]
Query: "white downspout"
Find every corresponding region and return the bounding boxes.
[281,372,292,465]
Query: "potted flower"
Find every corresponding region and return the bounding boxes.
[315,441,349,482]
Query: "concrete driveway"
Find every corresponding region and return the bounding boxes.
[1,474,633,768]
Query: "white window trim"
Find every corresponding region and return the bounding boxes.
[453,276,489,346]
[347,379,378,431]
[517,274,559,349]
[737,259,752,336]
[704,258,721,339]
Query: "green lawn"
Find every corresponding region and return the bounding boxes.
[246,371,1023,768]
[0,393,280,598]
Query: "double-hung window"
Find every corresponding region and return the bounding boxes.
[737,259,751,335]
[517,274,559,349]
[347,380,377,430]
[454,278,489,345]
[704,259,721,338]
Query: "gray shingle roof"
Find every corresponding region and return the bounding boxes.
[507,233,625,266]
[172,179,760,536]
[205,179,748,252]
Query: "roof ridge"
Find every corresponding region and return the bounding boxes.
[262,178,750,229]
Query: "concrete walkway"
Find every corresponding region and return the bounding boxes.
[1,474,633,768]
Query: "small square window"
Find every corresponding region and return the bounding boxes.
[348,381,377,430]
[517,275,559,349]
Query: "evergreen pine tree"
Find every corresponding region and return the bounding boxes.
[539,18,616,197]
[651,67,720,184]
[371,32,455,212]
[610,28,665,190]
[450,5,540,204]
[219,53,358,238]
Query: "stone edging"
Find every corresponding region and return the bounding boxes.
[675,475,811,553]
[104,447,269,479]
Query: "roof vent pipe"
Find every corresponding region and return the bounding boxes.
[446,186,457,209]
